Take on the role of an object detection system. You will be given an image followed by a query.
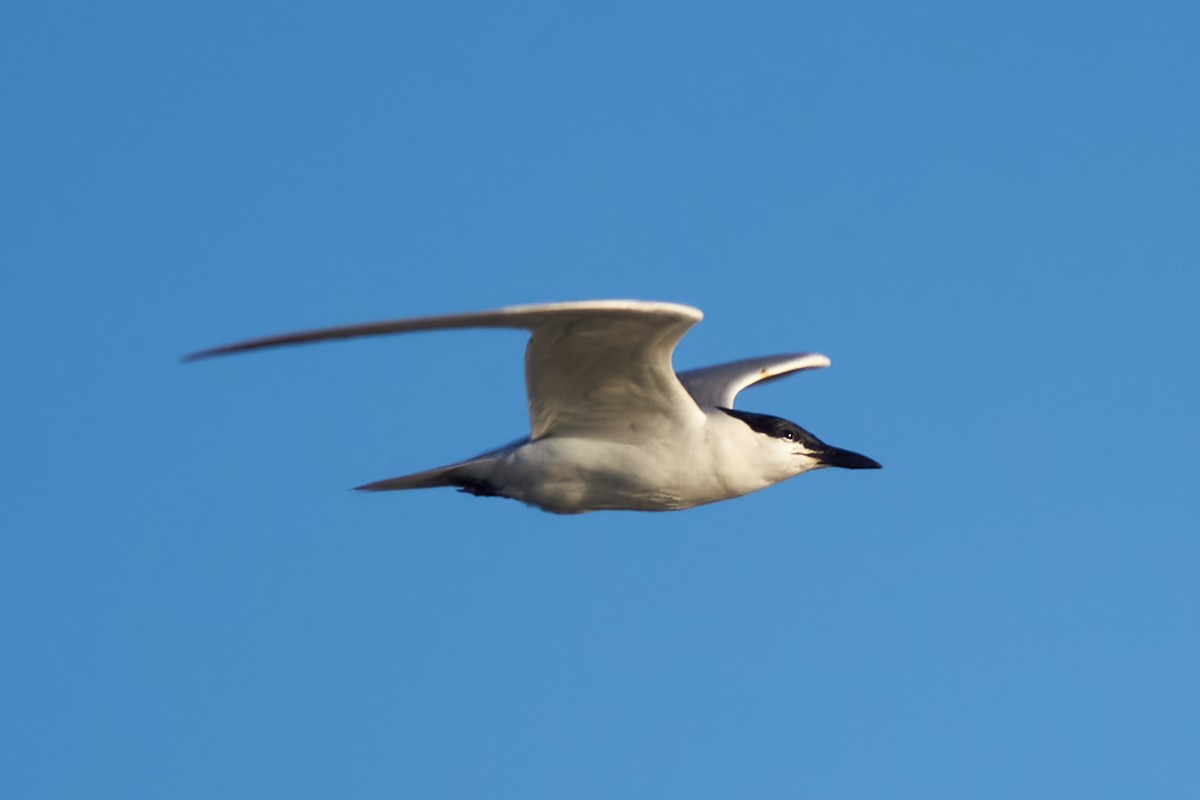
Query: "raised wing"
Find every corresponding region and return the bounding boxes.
[186,300,707,440]
[677,353,831,409]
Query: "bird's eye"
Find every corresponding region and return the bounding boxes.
[782,431,796,441]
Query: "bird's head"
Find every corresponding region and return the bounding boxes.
[718,407,882,476]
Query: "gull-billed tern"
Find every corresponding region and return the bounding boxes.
[187,300,880,513]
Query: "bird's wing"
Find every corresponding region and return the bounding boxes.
[186,300,707,440]
[677,353,831,409]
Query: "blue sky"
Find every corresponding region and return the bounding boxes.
[3,1,1198,797]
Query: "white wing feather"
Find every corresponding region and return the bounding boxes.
[677,353,831,409]
[186,300,707,440]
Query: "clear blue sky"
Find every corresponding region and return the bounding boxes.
[3,1,1198,797]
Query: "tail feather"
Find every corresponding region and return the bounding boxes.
[355,459,501,497]
[355,463,465,493]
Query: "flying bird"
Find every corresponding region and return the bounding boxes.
[186,300,880,513]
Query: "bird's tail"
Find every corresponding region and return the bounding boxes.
[355,463,464,492]
[356,439,523,495]
[354,458,498,496]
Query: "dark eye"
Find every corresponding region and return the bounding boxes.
[782,430,796,441]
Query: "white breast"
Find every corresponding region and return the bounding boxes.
[479,411,793,513]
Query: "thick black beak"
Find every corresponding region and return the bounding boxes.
[818,446,882,470]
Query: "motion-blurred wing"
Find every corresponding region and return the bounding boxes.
[677,353,831,409]
[186,300,707,440]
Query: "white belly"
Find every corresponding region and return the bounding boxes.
[477,418,788,513]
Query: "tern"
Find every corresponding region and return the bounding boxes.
[187,300,880,513]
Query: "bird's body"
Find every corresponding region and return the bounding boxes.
[431,409,792,513]
[187,300,880,513]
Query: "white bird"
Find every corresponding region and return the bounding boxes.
[187,300,880,513]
